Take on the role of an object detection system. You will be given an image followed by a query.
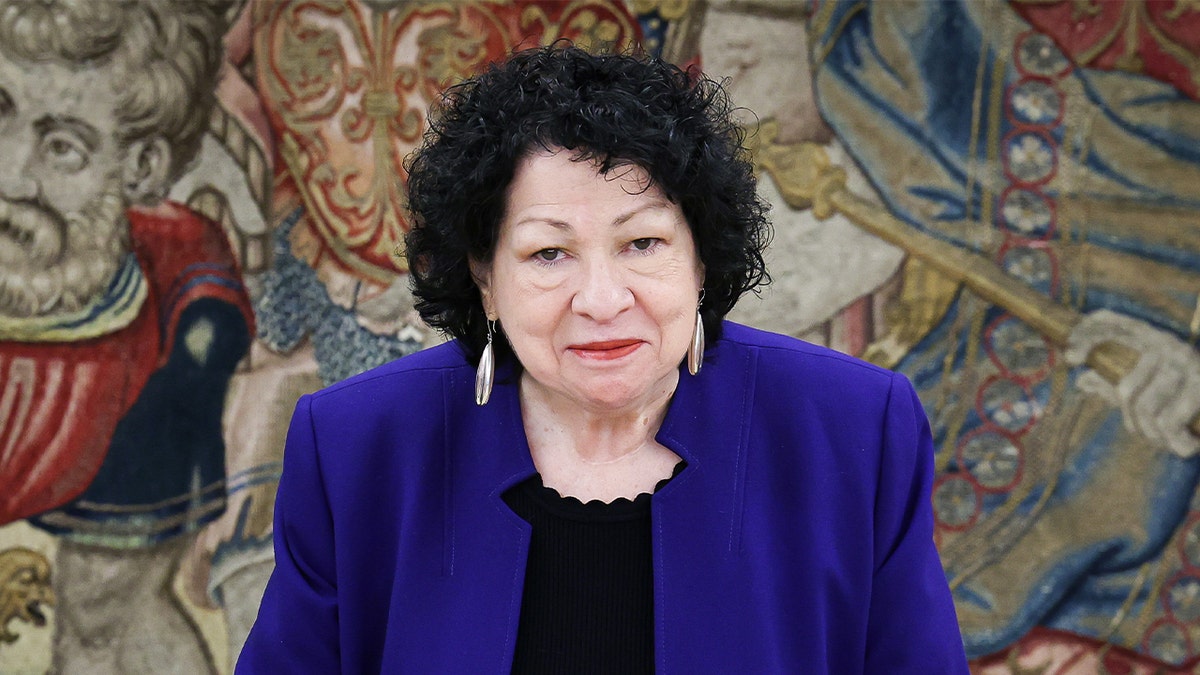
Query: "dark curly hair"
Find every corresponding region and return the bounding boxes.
[404,44,770,365]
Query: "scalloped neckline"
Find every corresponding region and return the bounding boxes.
[519,462,686,521]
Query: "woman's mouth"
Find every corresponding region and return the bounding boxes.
[568,340,642,360]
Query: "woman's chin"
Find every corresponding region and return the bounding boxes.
[562,371,678,415]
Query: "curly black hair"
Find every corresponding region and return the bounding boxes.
[404,44,770,364]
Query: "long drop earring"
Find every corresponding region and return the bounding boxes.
[475,319,496,406]
[687,292,704,376]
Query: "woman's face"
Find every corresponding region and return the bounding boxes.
[475,148,704,415]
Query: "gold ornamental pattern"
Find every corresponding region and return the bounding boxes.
[253,0,640,283]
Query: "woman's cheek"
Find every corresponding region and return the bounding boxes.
[518,266,570,293]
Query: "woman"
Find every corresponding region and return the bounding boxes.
[238,45,967,672]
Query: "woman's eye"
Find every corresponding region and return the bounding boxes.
[534,249,561,262]
[630,238,659,252]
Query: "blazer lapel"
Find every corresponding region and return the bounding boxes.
[390,365,536,672]
[652,344,758,673]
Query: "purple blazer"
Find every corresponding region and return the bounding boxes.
[238,322,967,673]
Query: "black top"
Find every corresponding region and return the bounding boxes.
[503,465,684,674]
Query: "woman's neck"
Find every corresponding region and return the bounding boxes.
[518,371,674,464]
[518,372,682,502]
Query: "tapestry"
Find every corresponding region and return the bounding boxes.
[1,1,1197,673]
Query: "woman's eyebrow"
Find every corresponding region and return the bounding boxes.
[509,200,672,232]
[510,216,572,231]
[612,201,673,227]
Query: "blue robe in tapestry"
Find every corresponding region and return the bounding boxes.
[810,0,1200,663]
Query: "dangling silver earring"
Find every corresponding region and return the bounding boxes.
[687,292,704,376]
[475,319,496,406]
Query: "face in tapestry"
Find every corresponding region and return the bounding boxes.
[475,148,705,414]
[0,48,143,320]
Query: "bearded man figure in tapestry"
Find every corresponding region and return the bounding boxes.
[0,1,252,673]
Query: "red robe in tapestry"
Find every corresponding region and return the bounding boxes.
[0,202,253,524]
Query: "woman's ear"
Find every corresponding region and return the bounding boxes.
[121,137,173,205]
[469,258,495,318]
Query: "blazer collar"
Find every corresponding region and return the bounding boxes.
[653,335,756,557]
[462,331,754,510]
[658,334,754,471]
[458,360,538,499]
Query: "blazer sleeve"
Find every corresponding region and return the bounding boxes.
[236,394,340,672]
[865,372,969,673]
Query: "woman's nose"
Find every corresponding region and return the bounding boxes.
[571,256,634,321]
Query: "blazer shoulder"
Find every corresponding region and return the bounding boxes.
[309,340,472,405]
[717,321,895,390]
